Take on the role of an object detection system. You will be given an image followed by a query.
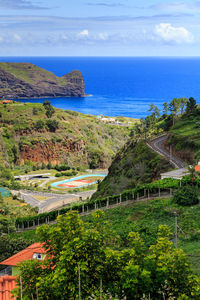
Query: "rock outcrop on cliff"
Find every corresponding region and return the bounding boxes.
[0,62,85,98]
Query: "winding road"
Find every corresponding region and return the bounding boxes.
[147,134,185,169]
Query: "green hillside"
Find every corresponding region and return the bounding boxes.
[0,62,61,85]
[92,97,200,200]
[168,112,200,163]
[0,102,136,169]
[92,140,171,199]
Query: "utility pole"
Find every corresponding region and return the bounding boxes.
[100,279,102,300]
[174,211,178,249]
[78,264,81,300]
[20,276,23,300]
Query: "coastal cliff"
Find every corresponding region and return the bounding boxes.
[0,62,85,98]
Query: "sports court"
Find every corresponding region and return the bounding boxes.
[51,174,106,189]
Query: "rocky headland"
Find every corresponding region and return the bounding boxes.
[0,62,85,98]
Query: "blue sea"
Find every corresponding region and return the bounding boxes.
[1,56,200,118]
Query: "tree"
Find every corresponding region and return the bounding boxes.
[32,107,38,115]
[148,104,160,119]
[35,119,45,131]
[163,102,169,115]
[169,98,181,125]
[186,97,197,115]
[0,235,32,271]
[46,119,59,132]
[120,225,200,299]
[14,213,200,299]
[173,186,199,206]
[179,97,188,114]
[43,100,55,118]
[43,100,51,107]
[16,211,107,299]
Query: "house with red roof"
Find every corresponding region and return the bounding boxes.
[0,243,46,299]
[0,243,46,276]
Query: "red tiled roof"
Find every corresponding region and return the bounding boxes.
[0,275,17,300]
[0,243,46,267]
[0,100,16,104]
[195,165,200,172]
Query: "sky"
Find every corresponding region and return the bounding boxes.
[0,0,199,56]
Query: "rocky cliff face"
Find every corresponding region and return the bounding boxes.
[20,139,87,166]
[0,63,85,98]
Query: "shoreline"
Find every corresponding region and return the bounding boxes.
[8,94,91,100]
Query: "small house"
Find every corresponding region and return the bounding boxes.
[0,243,46,277]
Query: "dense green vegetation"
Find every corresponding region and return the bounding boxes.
[0,195,37,234]
[13,211,200,299]
[173,185,199,206]
[169,113,200,163]
[12,191,200,275]
[92,141,171,199]
[0,102,135,169]
[0,235,34,271]
[93,97,200,199]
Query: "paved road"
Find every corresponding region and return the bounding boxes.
[148,134,185,169]
[12,189,96,213]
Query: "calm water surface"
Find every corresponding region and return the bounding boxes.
[1,57,200,118]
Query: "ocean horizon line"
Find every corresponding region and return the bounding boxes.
[1,56,200,59]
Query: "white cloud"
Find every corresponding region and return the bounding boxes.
[78,29,89,37]
[155,23,194,44]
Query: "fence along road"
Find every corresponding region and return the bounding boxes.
[17,188,173,232]
[147,134,185,169]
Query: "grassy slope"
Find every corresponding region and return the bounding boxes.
[85,199,200,274]
[0,102,136,168]
[92,140,171,199]
[0,62,68,85]
[168,113,200,163]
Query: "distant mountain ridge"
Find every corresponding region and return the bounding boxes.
[0,62,85,98]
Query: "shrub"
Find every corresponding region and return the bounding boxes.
[43,101,55,118]
[12,194,18,200]
[32,107,38,115]
[46,119,59,132]
[55,171,78,177]
[35,119,45,131]
[55,165,70,171]
[173,186,199,206]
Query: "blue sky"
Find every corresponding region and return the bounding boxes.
[0,0,199,56]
